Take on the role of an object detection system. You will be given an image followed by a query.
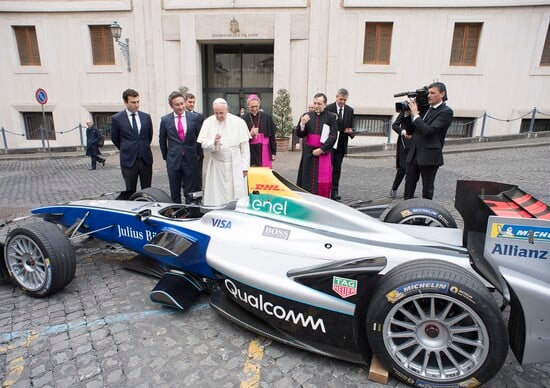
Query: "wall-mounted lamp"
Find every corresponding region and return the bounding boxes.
[110,21,131,72]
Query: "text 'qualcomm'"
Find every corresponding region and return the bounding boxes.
[225,279,326,333]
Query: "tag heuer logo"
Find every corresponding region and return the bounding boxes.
[332,276,357,298]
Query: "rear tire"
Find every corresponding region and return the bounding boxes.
[5,222,76,297]
[129,188,172,203]
[383,198,457,227]
[0,243,9,280]
[365,259,508,387]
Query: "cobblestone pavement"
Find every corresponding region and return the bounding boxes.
[1,143,549,387]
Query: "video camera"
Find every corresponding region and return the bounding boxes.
[393,86,429,114]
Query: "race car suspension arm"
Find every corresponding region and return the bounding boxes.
[65,211,90,238]
[64,211,116,240]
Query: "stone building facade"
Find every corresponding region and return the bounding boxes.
[1,0,549,149]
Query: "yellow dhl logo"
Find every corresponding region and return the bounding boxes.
[247,167,300,198]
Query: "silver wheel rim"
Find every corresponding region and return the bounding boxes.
[397,214,445,227]
[382,293,489,381]
[6,235,48,291]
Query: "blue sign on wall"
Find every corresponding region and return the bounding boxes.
[35,88,48,105]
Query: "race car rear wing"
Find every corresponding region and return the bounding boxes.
[456,181,550,366]
[455,180,550,244]
[455,180,550,299]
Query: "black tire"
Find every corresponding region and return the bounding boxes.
[129,188,172,203]
[365,259,508,387]
[383,198,457,228]
[4,221,76,297]
[0,242,9,280]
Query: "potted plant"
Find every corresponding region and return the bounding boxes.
[272,88,293,151]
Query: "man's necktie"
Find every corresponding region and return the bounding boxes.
[177,115,185,142]
[423,107,433,121]
[338,107,343,121]
[131,113,138,133]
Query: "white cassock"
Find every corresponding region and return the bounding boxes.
[198,113,251,206]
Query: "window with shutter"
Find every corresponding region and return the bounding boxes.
[450,23,482,66]
[540,22,550,66]
[89,25,115,65]
[363,22,393,65]
[13,26,41,66]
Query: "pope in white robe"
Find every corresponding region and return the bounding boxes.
[198,98,251,206]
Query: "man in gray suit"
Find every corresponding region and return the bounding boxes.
[184,92,205,191]
[159,91,202,203]
[111,89,154,194]
[326,88,355,200]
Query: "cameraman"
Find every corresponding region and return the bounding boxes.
[404,82,453,200]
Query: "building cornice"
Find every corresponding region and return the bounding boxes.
[0,0,131,13]
[343,0,550,7]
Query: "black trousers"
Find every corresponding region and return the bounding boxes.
[404,161,439,200]
[90,154,105,169]
[391,145,408,191]
[121,158,152,193]
[331,151,345,196]
[168,158,197,204]
[196,155,204,191]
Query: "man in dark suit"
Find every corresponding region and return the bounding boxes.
[85,120,106,170]
[404,82,453,200]
[389,112,412,198]
[159,91,202,203]
[326,88,355,200]
[184,92,205,191]
[111,89,154,194]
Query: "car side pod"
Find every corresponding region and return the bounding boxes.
[149,270,202,310]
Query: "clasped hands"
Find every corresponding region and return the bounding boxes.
[250,126,259,138]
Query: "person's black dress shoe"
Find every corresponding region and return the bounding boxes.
[331,194,341,201]
[389,189,397,199]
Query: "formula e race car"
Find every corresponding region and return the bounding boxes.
[1,168,549,387]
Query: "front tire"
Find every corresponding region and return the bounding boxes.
[129,187,172,203]
[4,222,76,297]
[383,198,457,227]
[366,259,507,387]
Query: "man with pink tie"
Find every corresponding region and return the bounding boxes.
[159,91,202,203]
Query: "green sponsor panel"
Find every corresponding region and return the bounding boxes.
[249,194,312,220]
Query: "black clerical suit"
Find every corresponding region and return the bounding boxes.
[244,111,277,167]
[295,110,338,198]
